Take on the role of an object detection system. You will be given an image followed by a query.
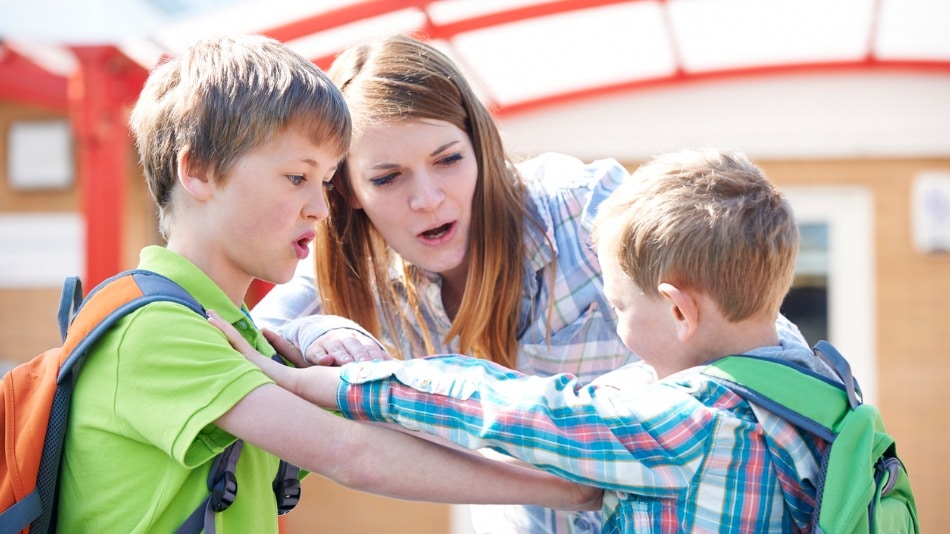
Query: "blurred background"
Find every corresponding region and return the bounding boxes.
[1,0,948,532]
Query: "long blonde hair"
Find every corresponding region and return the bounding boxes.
[316,35,536,366]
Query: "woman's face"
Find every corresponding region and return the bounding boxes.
[345,119,479,286]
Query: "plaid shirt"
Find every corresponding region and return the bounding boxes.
[254,153,813,532]
[335,341,828,533]
[255,152,638,384]
[255,154,633,533]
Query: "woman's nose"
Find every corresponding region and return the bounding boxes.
[408,172,446,212]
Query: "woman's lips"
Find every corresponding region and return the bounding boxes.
[418,221,456,245]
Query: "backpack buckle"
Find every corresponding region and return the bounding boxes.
[210,470,238,512]
[876,456,903,496]
[274,477,301,514]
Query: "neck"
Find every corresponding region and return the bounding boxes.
[165,238,250,308]
[441,278,464,320]
[656,315,780,379]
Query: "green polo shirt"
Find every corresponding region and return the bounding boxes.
[58,246,280,533]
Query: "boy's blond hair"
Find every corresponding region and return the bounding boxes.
[129,34,351,237]
[593,148,799,322]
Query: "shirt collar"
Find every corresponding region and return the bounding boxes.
[137,245,250,328]
[522,180,556,274]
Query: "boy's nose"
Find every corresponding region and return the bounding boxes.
[305,188,331,221]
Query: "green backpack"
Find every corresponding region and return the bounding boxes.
[704,340,919,533]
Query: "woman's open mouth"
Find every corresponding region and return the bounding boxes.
[421,222,453,239]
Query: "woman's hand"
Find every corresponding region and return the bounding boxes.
[208,310,343,408]
[303,329,393,366]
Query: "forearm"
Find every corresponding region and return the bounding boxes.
[340,422,598,509]
[219,384,599,510]
[246,354,341,408]
[335,357,651,489]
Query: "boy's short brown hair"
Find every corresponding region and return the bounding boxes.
[129,34,351,237]
[593,148,799,321]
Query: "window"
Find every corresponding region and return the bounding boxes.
[782,187,876,402]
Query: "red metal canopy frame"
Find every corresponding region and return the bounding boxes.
[1,0,949,288]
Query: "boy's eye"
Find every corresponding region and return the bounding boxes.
[287,174,306,186]
[323,180,335,191]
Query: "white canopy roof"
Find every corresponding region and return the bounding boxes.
[2,0,949,158]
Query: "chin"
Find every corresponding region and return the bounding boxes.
[263,265,296,285]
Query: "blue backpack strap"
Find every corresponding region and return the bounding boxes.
[0,489,43,534]
[812,340,862,409]
[273,460,301,515]
[58,270,205,382]
[703,351,851,442]
[55,270,295,531]
[46,270,244,534]
[20,270,208,534]
[56,276,83,342]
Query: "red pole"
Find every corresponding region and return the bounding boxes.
[68,46,144,288]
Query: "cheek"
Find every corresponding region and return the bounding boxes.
[613,312,638,350]
[355,193,397,231]
[460,162,479,202]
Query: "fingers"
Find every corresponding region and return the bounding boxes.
[207,310,254,354]
[261,328,308,368]
[306,330,393,366]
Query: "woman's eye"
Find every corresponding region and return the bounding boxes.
[287,174,306,186]
[370,172,398,187]
[437,153,463,166]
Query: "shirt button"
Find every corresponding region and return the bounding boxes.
[357,364,372,379]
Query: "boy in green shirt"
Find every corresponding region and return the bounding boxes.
[57,35,598,532]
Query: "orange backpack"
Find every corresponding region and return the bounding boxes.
[1,270,300,533]
[0,270,207,533]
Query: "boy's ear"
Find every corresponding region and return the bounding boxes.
[177,148,214,200]
[658,282,699,341]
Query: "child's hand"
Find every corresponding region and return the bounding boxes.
[207,310,273,366]
[208,310,332,401]
[304,329,393,366]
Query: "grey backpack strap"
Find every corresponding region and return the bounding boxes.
[175,440,244,534]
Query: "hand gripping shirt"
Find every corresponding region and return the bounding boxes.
[333,341,833,533]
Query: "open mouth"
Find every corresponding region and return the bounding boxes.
[294,231,316,259]
[421,222,452,239]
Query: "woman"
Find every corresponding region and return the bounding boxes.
[254,34,629,534]
[253,35,804,534]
